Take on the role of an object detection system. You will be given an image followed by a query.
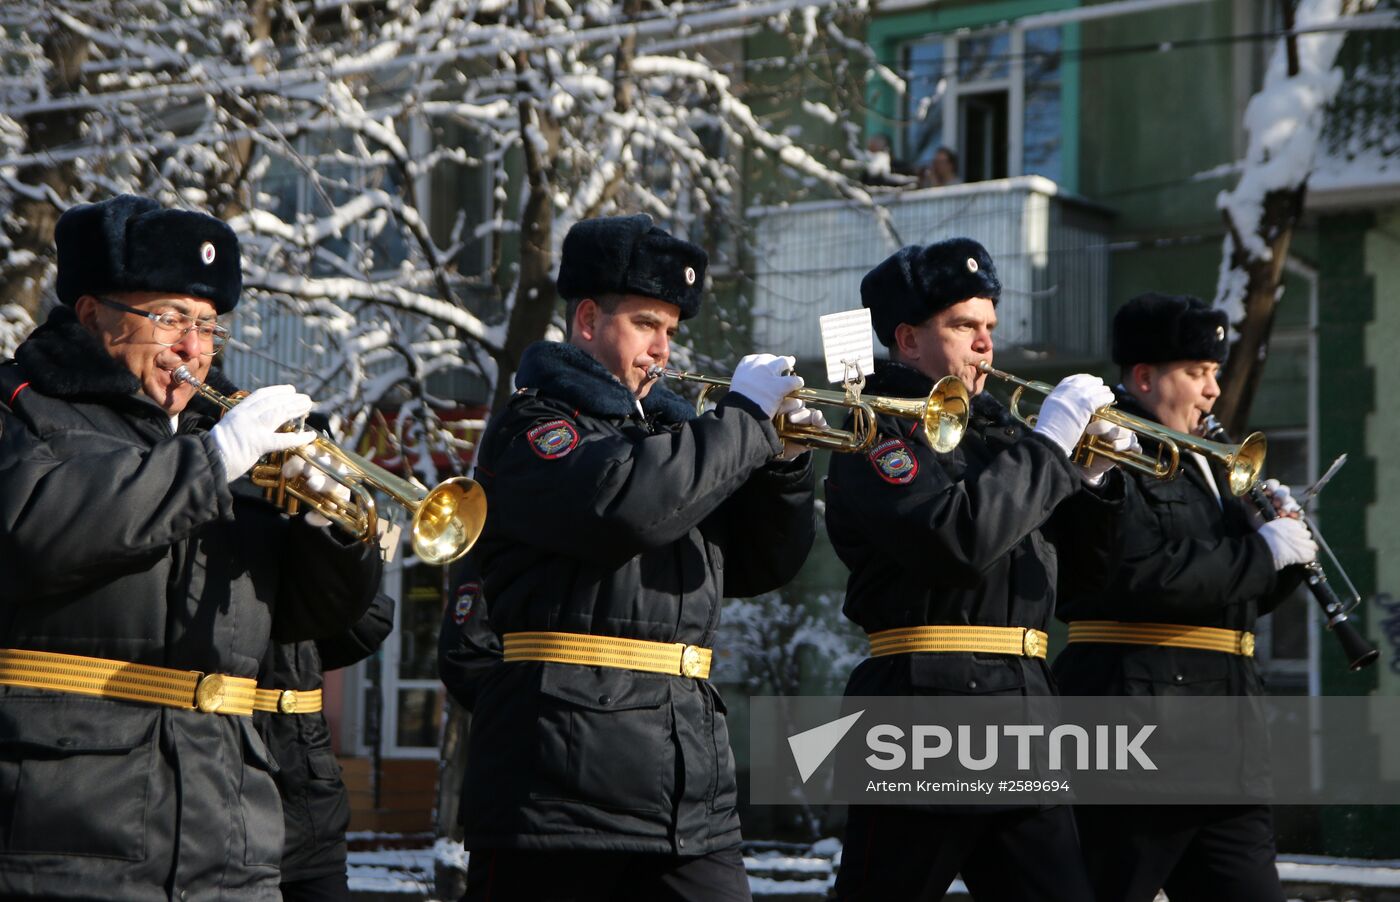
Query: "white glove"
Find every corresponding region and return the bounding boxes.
[1262,478,1302,517]
[281,453,352,528]
[1078,419,1139,485]
[210,385,315,483]
[778,406,827,460]
[730,354,803,419]
[1032,374,1114,458]
[1258,517,1318,569]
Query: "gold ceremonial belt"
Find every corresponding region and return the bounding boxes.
[253,687,324,714]
[503,632,713,679]
[868,625,1049,659]
[0,648,257,715]
[1067,621,1255,657]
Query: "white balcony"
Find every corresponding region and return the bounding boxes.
[748,175,1112,365]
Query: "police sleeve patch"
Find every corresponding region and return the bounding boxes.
[452,582,481,625]
[527,419,580,459]
[868,437,918,485]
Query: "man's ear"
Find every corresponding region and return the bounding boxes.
[892,322,919,362]
[73,296,102,332]
[1130,362,1155,395]
[574,298,599,342]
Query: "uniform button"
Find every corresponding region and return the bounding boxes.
[967,680,979,690]
[1173,674,1185,684]
[678,839,686,849]
[1005,428,1016,436]
[56,737,74,748]
[597,695,611,705]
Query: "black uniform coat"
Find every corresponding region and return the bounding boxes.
[460,341,816,855]
[826,361,1122,703]
[257,593,395,883]
[1053,390,1303,699]
[0,308,381,901]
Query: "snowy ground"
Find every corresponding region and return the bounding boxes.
[348,839,1400,901]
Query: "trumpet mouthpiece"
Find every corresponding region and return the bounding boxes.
[646,365,667,380]
[171,365,199,387]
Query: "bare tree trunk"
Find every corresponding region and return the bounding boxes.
[1213,185,1306,434]
[0,14,90,319]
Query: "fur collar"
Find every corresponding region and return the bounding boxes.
[863,359,1011,429]
[515,341,696,423]
[14,306,142,399]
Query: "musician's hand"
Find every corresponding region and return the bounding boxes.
[1258,517,1318,569]
[1033,374,1114,458]
[281,453,352,529]
[1077,419,1138,485]
[210,385,315,483]
[777,406,826,460]
[730,354,802,419]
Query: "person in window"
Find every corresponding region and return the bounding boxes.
[826,237,1129,901]
[456,213,819,901]
[1054,293,1315,902]
[0,193,382,900]
[919,146,963,188]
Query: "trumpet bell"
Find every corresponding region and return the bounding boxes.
[413,477,487,566]
[1224,431,1268,498]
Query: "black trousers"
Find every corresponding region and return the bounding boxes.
[834,805,1093,902]
[1075,804,1284,902]
[462,846,751,902]
[280,871,351,902]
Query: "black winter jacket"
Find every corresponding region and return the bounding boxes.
[0,307,381,900]
[459,341,816,855]
[257,593,395,883]
[825,361,1124,703]
[1053,390,1303,698]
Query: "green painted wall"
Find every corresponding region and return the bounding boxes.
[1365,208,1400,698]
[1078,1,1240,233]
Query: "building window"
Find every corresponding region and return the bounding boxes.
[902,25,1063,184]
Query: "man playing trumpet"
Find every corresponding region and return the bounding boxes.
[0,194,383,899]
[456,213,818,900]
[1054,293,1317,902]
[826,238,1133,901]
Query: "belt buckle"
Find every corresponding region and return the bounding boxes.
[194,673,228,713]
[1238,632,1255,657]
[277,689,299,714]
[679,645,704,678]
[1021,629,1042,658]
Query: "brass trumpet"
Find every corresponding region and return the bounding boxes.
[647,366,970,454]
[174,366,486,565]
[976,361,1266,496]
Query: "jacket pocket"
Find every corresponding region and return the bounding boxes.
[0,695,156,860]
[908,653,1028,696]
[1121,650,1232,697]
[237,716,286,868]
[306,746,351,847]
[532,664,673,814]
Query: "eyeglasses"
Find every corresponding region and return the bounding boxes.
[97,297,230,355]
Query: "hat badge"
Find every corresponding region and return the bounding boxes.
[966,257,979,273]
[684,266,697,286]
[1216,325,1225,340]
[200,241,216,265]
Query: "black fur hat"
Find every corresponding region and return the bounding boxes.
[1112,293,1229,366]
[556,214,706,319]
[860,238,1001,347]
[55,194,242,313]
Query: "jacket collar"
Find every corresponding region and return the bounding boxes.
[515,341,695,423]
[863,359,1011,430]
[14,306,143,400]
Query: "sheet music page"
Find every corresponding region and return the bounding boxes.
[819,309,876,385]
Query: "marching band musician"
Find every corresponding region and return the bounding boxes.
[1054,293,1317,902]
[826,238,1133,901]
[455,213,819,901]
[0,194,383,900]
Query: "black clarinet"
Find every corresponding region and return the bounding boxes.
[1202,416,1378,671]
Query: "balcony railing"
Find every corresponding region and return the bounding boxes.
[747,175,1113,365]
